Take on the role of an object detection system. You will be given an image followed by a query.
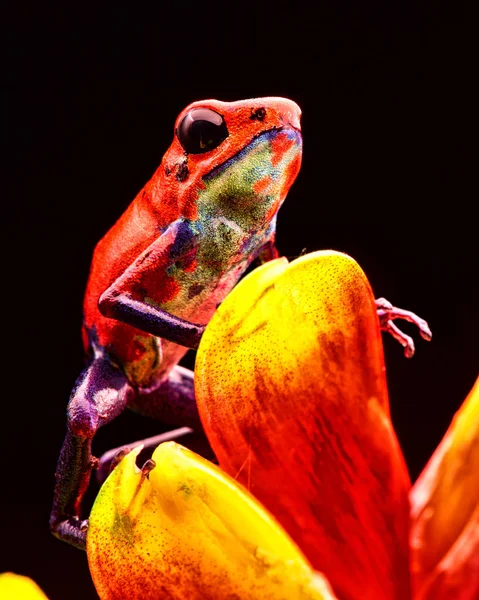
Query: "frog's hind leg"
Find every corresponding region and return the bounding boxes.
[50,356,133,550]
[108,365,213,477]
[128,364,201,429]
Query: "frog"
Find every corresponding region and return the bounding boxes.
[50,97,431,550]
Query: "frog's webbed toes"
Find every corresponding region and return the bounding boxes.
[375,297,432,358]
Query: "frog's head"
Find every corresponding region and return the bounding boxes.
[159,98,302,232]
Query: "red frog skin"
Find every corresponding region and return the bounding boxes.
[50,97,431,550]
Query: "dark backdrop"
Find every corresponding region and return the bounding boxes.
[2,2,475,599]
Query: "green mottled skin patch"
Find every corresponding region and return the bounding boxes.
[123,333,161,386]
[162,136,283,315]
[199,139,276,232]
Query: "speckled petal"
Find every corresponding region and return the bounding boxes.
[86,442,337,600]
[410,377,479,599]
[195,251,411,600]
[0,573,49,599]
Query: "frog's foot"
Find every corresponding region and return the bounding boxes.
[375,297,432,358]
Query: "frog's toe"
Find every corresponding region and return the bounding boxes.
[375,296,431,357]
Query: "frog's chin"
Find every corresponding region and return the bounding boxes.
[203,126,302,183]
[197,126,301,231]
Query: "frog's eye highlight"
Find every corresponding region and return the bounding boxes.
[177,108,228,154]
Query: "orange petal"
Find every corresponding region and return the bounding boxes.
[410,377,479,599]
[195,251,411,600]
[87,442,337,600]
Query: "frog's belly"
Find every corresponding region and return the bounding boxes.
[122,261,248,389]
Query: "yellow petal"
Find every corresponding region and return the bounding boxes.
[0,573,49,600]
[86,442,337,600]
[410,376,479,599]
[195,251,411,600]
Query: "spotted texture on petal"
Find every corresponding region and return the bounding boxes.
[0,573,49,599]
[411,376,479,599]
[86,442,337,600]
[195,251,411,600]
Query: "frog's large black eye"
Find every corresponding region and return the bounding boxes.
[177,108,228,154]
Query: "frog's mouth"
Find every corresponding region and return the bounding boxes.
[202,126,303,184]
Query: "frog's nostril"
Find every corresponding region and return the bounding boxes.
[250,107,267,122]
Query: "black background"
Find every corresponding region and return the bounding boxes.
[2,2,476,599]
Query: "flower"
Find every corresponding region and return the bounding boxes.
[87,251,479,600]
[0,572,49,599]
[410,377,479,599]
[87,441,336,599]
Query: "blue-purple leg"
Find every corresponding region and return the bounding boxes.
[128,364,201,428]
[117,364,212,468]
[50,356,133,550]
[99,293,205,349]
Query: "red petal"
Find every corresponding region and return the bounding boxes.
[411,377,479,599]
[195,251,411,600]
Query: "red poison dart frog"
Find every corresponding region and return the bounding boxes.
[50,98,431,550]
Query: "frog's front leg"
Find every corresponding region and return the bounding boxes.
[258,243,432,357]
[50,356,132,549]
[98,220,205,350]
[375,297,432,357]
[99,292,205,349]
